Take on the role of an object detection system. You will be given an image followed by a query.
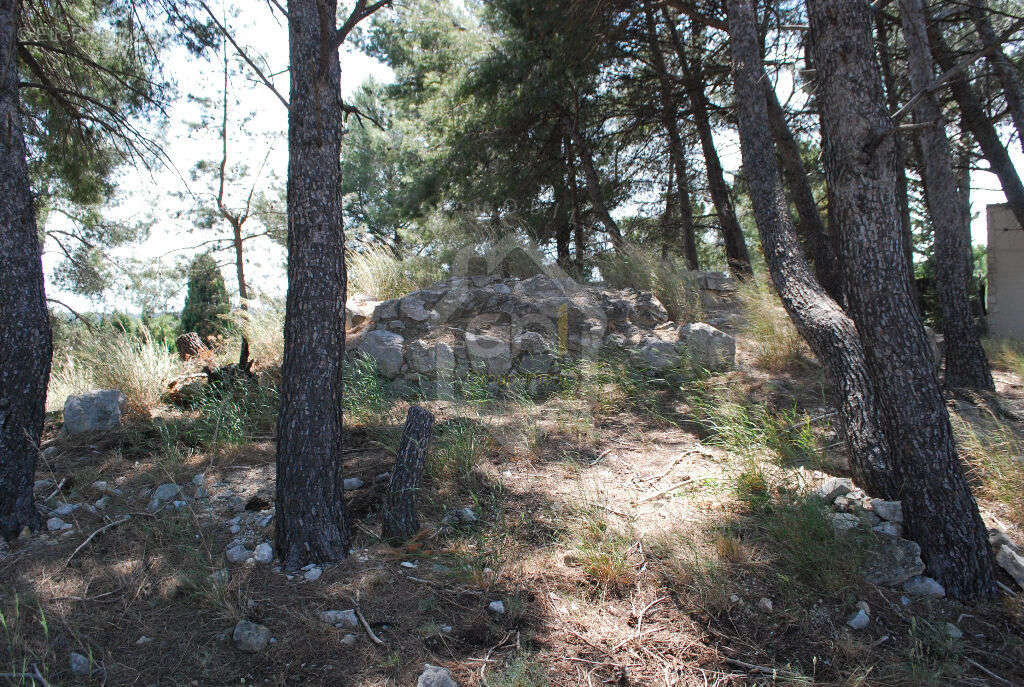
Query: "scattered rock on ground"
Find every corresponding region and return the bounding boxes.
[869,499,903,523]
[340,633,358,647]
[757,597,773,613]
[303,566,322,582]
[148,483,182,511]
[817,477,855,502]
[253,543,274,564]
[343,477,364,490]
[63,390,127,435]
[320,609,359,629]
[863,536,925,586]
[902,575,946,597]
[488,600,505,614]
[417,664,458,687]
[996,545,1024,590]
[232,620,271,653]
[69,651,91,675]
[847,605,870,630]
[47,517,71,532]
[226,544,252,564]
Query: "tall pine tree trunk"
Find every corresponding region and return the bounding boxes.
[0,0,51,540]
[276,0,350,569]
[898,0,993,390]
[968,0,1024,155]
[806,0,996,600]
[644,3,698,269]
[927,19,1024,229]
[726,0,896,502]
[572,126,623,247]
[664,11,752,277]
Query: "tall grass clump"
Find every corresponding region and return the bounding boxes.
[348,245,445,300]
[224,303,285,368]
[983,338,1024,380]
[343,353,395,425]
[950,407,1024,526]
[48,326,181,412]
[735,276,809,371]
[597,244,703,323]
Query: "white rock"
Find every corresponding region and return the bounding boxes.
[847,609,870,630]
[320,609,359,628]
[46,517,71,532]
[253,543,274,564]
[757,597,773,613]
[343,477,364,490]
[458,507,478,523]
[417,664,458,687]
[63,390,126,435]
[996,545,1024,590]
[303,566,322,582]
[677,323,736,371]
[54,503,78,516]
[148,483,182,511]
[135,636,152,645]
[69,651,91,675]
[226,544,252,564]
[488,600,505,614]
[902,576,945,597]
[945,623,963,639]
[340,633,358,647]
[401,561,418,569]
[816,477,854,502]
[869,499,903,523]
[232,620,271,653]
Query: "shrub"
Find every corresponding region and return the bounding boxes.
[596,244,703,323]
[180,253,231,342]
[348,245,445,300]
[735,276,809,371]
[48,326,181,412]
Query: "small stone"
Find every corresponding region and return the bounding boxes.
[135,636,152,645]
[226,544,252,564]
[757,597,773,613]
[872,521,902,538]
[35,478,54,492]
[831,512,860,532]
[253,543,274,564]
[46,517,71,532]
[439,624,453,634]
[320,609,359,629]
[232,620,271,653]
[192,474,206,487]
[488,600,506,614]
[847,609,870,630]
[816,477,854,502]
[69,651,91,675]
[148,483,182,511]
[95,496,110,510]
[343,477,364,490]
[458,507,478,523]
[303,566,322,582]
[902,576,945,597]
[728,594,741,603]
[229,524,241,534]
[869,499,903,523]
[417,664,458,687]
[945,622,963,639]
[54,503,78,516]
[92,480,108,492]
[255,510,274,527]
[401,561,418,569]
[340,633,358,647]
[171,500,188,510]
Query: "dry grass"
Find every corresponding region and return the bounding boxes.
[950,405,1024,527]
[985,337,1024,380]
[223,303,285,369]
[735,275,810,371]
[597,244,703,323]
[347,244,446,300]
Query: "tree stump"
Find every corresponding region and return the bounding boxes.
[381,406,435,542]
[176,332,209,360]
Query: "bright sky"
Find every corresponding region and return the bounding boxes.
[40,5,1022,315]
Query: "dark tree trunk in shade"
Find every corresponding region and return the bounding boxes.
[663,11,752,277]
[968,0,1024,156]
[927,20,1024,230]
[806,0,996,600]
[275,0,350,569]
[874,14,915,283]
[382,406,435,543]
[762,83,843,301]
[898,0,993,390]
[572,126,623,247]
[554,150,572,271]
[231,220,250,369]
[726,0,896,503]
[644,2,698,269]
[0,0,50,540]
[176,332,209,360]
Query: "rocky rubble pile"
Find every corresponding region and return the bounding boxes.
[350,273,738,388]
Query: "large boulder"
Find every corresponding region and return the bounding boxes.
[863,536,925,586]
[357,330,405,378]
[63,390,127,435]
[678,323,735,371]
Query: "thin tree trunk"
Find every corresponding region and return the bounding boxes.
[726,0,896,503]
[875,13,915,282]
[568,151,587,279]
[572,126,623,246]
[382,406,435,543]
[899,0,993,390]
[664,11,752,277]
[554,148,572,271]
[644,3,698,269]
[762,83,843,301]
[0,0,50,540]
[661,165,676,259]
[276,0,350,569]
[806,0,996,601]
[927,19,1024,230]
[231,221,250,369]
[968,0,1024,155]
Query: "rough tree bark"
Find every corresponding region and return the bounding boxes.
[726,0,896,502]
[927,19,1024,230]
[176,332,210,360]
[898,0,993,390]
[806,0,996,600]
[276,0,389,569]
[874,13,915,283]
[763,83,843,301]
[0,0,51,540]
[381,406,435,542]
[663,11,752,277]
[968,0,1024,155]
[644,2,699,269]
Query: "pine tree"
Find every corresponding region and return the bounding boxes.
[180,253,230,342]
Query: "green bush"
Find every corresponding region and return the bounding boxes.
[180,253,230,342]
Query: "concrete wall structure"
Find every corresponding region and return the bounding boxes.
[988,203,1024,340]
